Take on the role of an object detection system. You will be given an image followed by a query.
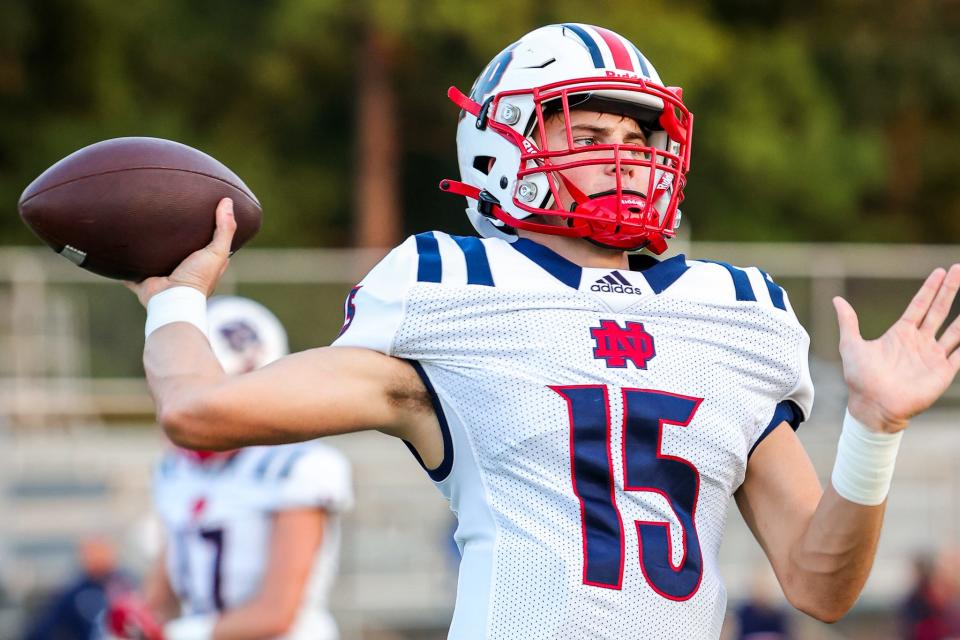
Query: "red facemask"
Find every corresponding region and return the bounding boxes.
[443,77,693,253]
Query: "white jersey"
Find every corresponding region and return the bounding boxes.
[153,442,353,640]
[333,232,813,640]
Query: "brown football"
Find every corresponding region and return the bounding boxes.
[18,137,262,280]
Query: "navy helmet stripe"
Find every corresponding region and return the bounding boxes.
[451,235,495,286]
[759,270,787,310]
[702,261,756,302]
[511,238,582,289]
[415,232,443,283]
[628,44,651,78]
[642,254,690,294]
[563,23,605,68]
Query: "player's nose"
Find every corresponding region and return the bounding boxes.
[602,157,635,178]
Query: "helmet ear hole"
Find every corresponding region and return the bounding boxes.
[473,155,494,175]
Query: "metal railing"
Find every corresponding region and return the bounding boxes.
[0,241,955,423]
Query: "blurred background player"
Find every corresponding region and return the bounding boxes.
[22,536,131,640]
[110,296,353,640]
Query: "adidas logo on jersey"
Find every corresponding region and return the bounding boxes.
[591,271,642,295]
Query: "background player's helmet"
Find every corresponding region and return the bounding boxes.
[207,296,288,376]
[177,296,289,462]
[444,23,693,253]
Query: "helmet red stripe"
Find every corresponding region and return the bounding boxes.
[594,27,634,72]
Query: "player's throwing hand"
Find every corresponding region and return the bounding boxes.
[127,198,237,306]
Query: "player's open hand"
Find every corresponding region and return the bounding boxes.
[833,264,960,433]
[126,198,237,307]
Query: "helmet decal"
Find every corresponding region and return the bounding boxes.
[207,296,289,376]
[470,42,519,103]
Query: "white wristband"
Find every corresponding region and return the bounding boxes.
[831,409,903,506]
[163,614,217,640]
[145,286,209,339]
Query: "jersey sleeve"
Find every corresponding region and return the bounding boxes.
[270,444,354,513]
[779,285,814,421]
[331,235,420,355]
[748,283,815,456]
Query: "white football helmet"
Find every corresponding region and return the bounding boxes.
[441,23,693,253]
[207,296,288,376]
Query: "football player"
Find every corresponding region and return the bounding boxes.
[127,24,960,639]
[111,296,353,640]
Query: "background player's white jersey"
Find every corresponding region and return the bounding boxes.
[334,232,814,640]
[153,442,353,640]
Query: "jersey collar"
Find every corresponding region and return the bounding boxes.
[510,238,689,292]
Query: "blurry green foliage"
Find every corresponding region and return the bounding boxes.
[1,0,958,246]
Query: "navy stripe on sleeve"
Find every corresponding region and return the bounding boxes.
[701,260,757,302]
[254,450,280,480]
[277,449,306,480]
[415,232,442,283]
[404,361,454,482]
[451,235,495,286]
[748,400,804,458]
[759,270,787,310]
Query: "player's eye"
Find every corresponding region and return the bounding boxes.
[572,136,598,147]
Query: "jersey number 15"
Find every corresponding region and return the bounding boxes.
[552,386,703,601]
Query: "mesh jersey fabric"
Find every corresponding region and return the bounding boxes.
[333,232,813,640]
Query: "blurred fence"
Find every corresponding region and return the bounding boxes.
[1,241,958,639]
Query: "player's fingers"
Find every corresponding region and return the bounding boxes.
[208,198,237,257]
[900,268,947,327]
[123,278,164,307]
[833,296,862,348]
[920,264,960,335]
[940,308,960,355]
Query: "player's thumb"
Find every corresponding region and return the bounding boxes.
[832,296,861,347]
[209,198,237,257]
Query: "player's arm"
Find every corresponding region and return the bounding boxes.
[129,199,441,464]
[736,424,883,622]
[141,545,180,623]
[738,264,960,622]
[146,332,438,460]
[213,508,325,639]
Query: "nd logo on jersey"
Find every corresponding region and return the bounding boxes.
[590,319,655,369]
